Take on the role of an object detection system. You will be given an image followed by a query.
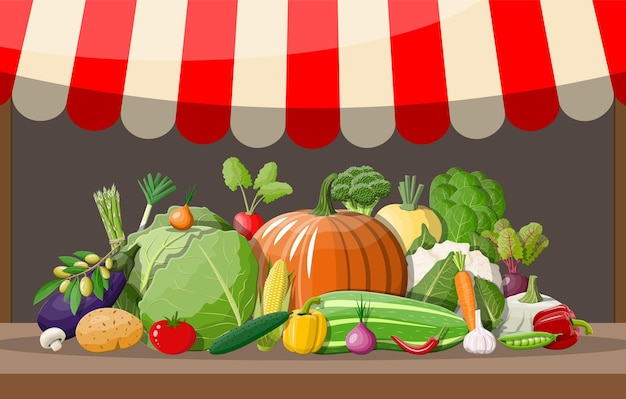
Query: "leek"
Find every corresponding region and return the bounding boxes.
[137,172,177,231]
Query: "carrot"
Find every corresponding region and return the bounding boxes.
[453,251,476,331]
[169,185,197,230]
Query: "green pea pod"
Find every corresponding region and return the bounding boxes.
[498,331,561,350]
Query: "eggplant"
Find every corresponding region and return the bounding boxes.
[37,271,126,339]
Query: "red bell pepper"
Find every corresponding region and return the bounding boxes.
[532,304,593,350]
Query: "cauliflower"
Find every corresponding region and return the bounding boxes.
[406,240,503,294]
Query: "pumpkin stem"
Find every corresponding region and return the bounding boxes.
[312,173,338,216]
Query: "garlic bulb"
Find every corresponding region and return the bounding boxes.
[463,309,497,355]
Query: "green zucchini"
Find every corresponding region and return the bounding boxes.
[209,311,291,355]
[315,291,468,354]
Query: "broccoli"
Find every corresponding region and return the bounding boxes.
[330,165,391,216]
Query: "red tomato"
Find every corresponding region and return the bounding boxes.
[233,211,264,240]
[149,313,197,355]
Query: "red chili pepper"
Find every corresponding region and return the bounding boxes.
[390,325,448,355]
[532,304,593,350]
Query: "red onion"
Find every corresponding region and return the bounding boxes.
[346,297,377,355]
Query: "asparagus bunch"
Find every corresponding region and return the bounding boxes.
[93,184,125,249]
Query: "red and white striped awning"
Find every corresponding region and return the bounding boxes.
[1,0,625,148]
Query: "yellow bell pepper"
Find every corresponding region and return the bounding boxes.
[283,296,327,355]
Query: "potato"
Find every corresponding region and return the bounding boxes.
[75,308,143,353]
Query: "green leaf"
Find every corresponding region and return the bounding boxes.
[471,171,487,181]
[407,224,437,255]
[429,183,456,208]
[474,277,505,331]
[446,167,464,176]
[62,266,90,275]
[73,251,95,261]
[450,186,490,208]
[497,227,523,261]
[103,276,109,290]
[92,267,104,300]
[406,252,459,311]
[33,279,64,305]
[256,280,292,352]
[432,197,455,215]
[444,204,477,244]
[519,222,543,264]
[222,157,252,191]
[524,235,549,265]
[479,179,506,219]
[113,284,141,318]
[448,171,481,189]
[481,230,499,247]
[483,186,506,219]
[138,173,177,205]
[58,255,82,268]
[253,162,278,190]
[469,232,500,263]
[493,218,511,233]
[429,173,451,191]
[70,280,82,315]
[474,210,493,236]
[258,182,293,204]
[473,205,498,231]
[64,279,77,301]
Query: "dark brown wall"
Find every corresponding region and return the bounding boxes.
[615,99,625,322]
[11,104,615,323]
[1,100,11,323]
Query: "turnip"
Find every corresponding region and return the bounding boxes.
[482,219,549,297]
[345,296,377,355]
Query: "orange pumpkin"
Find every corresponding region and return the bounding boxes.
[250,173,408,311]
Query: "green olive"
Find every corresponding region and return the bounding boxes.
[59,279,71,293]
[53,266,71,278]
[105,257,113,270]
[99,266,110,280]
[79,276,93,297]
[74,261,89,269]
[84,253,101,264]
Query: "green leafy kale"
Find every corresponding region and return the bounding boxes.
[428,167,506,262]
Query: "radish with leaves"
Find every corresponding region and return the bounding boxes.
[222,157,293,240]
[481,219,549,297]
[346,296,377,355]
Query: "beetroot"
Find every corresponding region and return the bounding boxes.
[502,272,529,297]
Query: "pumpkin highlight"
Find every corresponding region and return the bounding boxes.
[250,174,408,310]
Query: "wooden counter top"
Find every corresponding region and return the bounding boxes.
[2,322,626,374]
[2,323,626,396]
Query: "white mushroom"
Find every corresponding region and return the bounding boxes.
[40,327,66,352]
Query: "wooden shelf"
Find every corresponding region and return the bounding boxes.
[2,323,626,396]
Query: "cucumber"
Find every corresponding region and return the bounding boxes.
[315,291,468,354]
[209,311,291,355]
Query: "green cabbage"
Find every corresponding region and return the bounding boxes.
[113,206,259,350]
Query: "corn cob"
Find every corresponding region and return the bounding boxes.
[256,259,291,351]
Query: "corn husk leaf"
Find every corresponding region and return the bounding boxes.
[256,278,293,352]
